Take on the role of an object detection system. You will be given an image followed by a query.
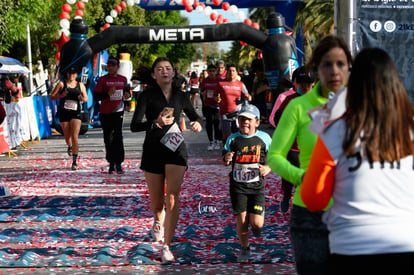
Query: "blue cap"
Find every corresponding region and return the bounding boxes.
[239,104,260,120]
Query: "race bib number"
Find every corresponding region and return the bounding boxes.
[63,100,78,111]
[233,163,260,183]
[110,89,123,101]
[206,90,215,98]
[160,123,184,152]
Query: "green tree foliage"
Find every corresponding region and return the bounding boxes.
[0,0,196,73]
[295,0,334,62]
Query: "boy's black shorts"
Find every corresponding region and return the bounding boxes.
[230,191,265,216]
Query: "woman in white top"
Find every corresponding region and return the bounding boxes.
[301,48,414,274]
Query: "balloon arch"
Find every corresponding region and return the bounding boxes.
[54,0,301,132]
[56,0,300,85]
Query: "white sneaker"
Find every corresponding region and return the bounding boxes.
[151,221,164,242]
[207,143,214,151]
[161,245,175,262]
[213,142,221,150]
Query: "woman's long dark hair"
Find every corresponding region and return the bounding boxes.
[343,48,414,161]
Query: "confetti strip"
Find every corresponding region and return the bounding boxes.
[0,130,295,273]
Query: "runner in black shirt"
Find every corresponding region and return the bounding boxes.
[130,57,202,263]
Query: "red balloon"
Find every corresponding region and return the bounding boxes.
[115,5,122,13]
[217,14,224,21]
[244,18,252,25]
[216,18,223,24]
[223,18,230,23]
[52,32,70,52]
[185,5,193,12]
[120,1,127,9]
[252,22,260,30]
[103,23,111,29]
[60,12,70,20]
[200,3,206,9]
[213,0,222,6]
[75,10,84,17]
[76,1,85,10]
[62,4,72,13]
[210,12,218,21]
[193,1,199,7]
[182,0,190,7]
[222,2,230,11]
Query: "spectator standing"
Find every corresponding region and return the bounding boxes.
[50,66,88,170]
[130,57,202,262]
[222,104,272,263]
[200,64,221,150]
[93,57,131,174]
[270,66,315,213]
[0,74,18,103]
[267,36,352,274]
[301,48,414,275]
[216,64,251,142]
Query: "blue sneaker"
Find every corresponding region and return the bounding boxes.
[0,186,11,197]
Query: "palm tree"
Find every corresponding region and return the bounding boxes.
[295,0,334,62]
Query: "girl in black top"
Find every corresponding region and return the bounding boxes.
[131,57,202,263]
[50,66,88,170]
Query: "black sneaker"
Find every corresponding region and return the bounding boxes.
[108,163,115,174]
[237,246,250,263]
[116,164,124,174]
[67,145,72,156]
[252,227,261,238]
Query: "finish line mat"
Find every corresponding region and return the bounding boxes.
[0,154,294,270]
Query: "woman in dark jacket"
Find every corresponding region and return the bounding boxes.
[130,57,202,263]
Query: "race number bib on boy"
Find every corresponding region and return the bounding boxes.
[233,163,260,183]
[63,100,78,111]
[160,123,184,152]
[110,89,123,101]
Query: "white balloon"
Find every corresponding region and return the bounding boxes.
[236,11,246,21]
[187,0,194,6]
[60,19,70,30]
[82,0,88,2]
[229,5,238,15]
[127,0,135,6]
[135,0,140,4]
[105,15,113,24]
[110,10,118,18]
[196,6,204,13]
[67,0,76,4]
[175,0,182,4]
[203,6,212,17]
[59,28,70,37]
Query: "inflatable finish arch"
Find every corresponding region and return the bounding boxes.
[60,13,298,98]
